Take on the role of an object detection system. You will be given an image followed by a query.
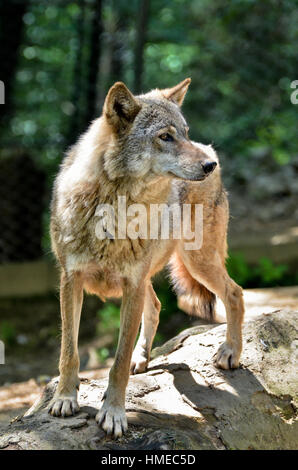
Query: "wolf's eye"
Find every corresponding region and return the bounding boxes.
[159,133,174,142]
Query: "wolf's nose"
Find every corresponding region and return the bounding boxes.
[202,161,217,174]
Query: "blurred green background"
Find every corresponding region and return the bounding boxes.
[0,0,298,383]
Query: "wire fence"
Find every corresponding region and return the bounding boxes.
[0,150,46,263]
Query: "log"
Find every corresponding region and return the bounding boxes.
[0,310,297,450]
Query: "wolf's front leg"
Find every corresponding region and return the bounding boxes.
[48,271,83,417]
[96,279,146,438]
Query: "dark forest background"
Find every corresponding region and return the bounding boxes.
[1,0,297,180]
[1,0,298,256]
[0,0,298,378]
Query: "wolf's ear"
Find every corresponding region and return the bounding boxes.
[104,82,141,132]
[162,78,191,107]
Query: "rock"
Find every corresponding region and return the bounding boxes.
[0,310,297,450]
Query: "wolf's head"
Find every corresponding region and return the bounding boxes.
[102,79,217,181]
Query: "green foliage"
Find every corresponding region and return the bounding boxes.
[96,347,110,363]
[254,258,288,286]
[227,252,289,288]
[0,321,17,347]
[3,0,297,174]
[96,302,120,358]
[227,252,252,286]
[96,302,120,337]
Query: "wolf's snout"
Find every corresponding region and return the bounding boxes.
[202,161,217,175]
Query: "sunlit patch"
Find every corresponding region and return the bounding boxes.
[270,227,298,245]
[243,287,298,320]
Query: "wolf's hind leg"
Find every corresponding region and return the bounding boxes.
[130,283,161,374]
[181,251,244,369]
[48,271,83,417]
[212,273,244,369]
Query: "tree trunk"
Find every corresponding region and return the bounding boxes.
[0,0,27,125]
[66,0,87,147]
[83,0,103,128]
[1,310,297,450]
[133,0,150,94]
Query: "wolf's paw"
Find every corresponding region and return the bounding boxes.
[48,396,79,417]
[215,342,240,370]
[96,402,128,438]
[130,350,148,374]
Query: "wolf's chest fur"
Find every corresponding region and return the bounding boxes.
[51,159,174,276]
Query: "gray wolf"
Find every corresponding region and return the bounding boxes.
[49,78,244,437]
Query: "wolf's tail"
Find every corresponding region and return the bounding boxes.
[168,252,219,323]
